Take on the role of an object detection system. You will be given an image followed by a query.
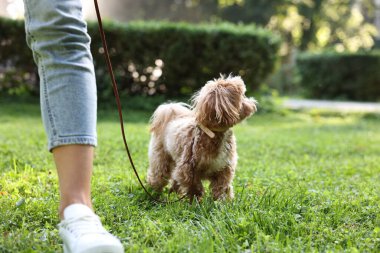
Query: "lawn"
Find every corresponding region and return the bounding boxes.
[0,100,379,252]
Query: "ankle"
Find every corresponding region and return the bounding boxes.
[59,199,93,219]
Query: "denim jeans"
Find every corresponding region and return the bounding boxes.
[23,0,97,151]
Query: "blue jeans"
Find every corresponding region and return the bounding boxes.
[23,0,97,151]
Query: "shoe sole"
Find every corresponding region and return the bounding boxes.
[64,243,124,253]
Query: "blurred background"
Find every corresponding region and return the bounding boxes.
[1,0,380,109]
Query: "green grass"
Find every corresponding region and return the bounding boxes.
[0,101,379,252]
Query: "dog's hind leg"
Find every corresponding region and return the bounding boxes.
[147,139,172,192]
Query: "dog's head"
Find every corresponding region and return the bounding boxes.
[191,75,257,130]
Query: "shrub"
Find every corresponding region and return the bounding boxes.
[0,17,280,101]
[0,18,38,97]
[296,52,380,101]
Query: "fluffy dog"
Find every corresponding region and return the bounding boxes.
[147,75,257,200]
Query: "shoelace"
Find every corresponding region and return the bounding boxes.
[59,215,108,238]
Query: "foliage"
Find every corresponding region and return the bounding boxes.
[0,17,280,101]
[87,0,378,53]
[88,21,280,100]
[296,51,380,101]
[220,0,283,25]
[221,0,378,53]
[218,0,378,98]
[99,0,219,23]
[314,0,377,52]
[3,0,378,54]
[1,101,380,252]
[0,18,38,96]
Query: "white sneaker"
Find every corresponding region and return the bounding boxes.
[58,204,124,253]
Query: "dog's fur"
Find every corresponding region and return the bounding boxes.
[147,75,257,200]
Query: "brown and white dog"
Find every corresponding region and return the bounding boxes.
[147,75,257,200]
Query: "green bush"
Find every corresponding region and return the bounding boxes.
[296,52,380,101]
[0,18,38,97]
[0,17,280,101]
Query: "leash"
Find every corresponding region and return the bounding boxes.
[93,0,191,203]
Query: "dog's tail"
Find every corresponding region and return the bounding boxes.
[150,103,192,134]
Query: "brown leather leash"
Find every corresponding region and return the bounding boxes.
[93,0,191,203]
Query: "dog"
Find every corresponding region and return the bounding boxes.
[147,75,257,200]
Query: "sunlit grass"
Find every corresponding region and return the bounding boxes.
[0,101,379,252]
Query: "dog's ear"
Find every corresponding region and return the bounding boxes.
[239,97,257,120]
[227,75,246,94]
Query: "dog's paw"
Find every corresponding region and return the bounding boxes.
[212,185,234,201]
[186,186,205,203]
[169,181,180,194]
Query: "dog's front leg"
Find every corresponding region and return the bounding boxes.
[209,166,235,200]
[187,178,204,202]
[172,162,204,201]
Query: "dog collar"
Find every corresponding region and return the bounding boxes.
[198,124,216,138]
[197,124,230,138]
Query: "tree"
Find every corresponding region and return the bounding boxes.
[220,0,377,52]
[87,0,377,52]
[220,0,286,25]
[93,0,219,23]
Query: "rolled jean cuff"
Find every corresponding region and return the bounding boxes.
[49,136,97,152]
[23,0,98,152]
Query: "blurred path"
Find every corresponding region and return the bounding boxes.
[283,99,380,113]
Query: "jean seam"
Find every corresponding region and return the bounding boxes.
[40,63,58,137]
[24,0,58,139]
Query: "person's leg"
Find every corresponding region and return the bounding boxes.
[23,0,123,252]
[53,145,93,218]
[23,0,97,218]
